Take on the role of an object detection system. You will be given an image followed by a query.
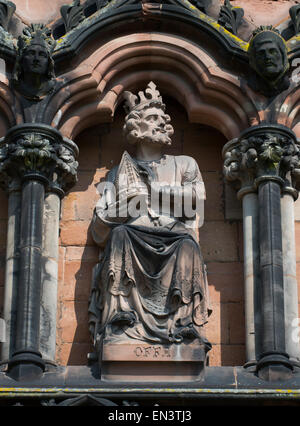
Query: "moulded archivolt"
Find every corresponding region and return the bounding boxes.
[50,33,258,141]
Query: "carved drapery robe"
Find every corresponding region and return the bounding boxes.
[89,153,211,348]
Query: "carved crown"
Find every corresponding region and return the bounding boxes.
[251,25,281,39]
[123,81,166,114]
[17,24,56,56]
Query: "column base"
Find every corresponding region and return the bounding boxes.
[243,360,257,372]
[7,350,45,381]
[256,352,293,381]
[290,358,300,370]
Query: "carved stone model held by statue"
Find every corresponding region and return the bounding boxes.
[248,26,290,97]
[89,82,211,377]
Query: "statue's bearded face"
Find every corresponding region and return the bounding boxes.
[140,107,173,145]
[124,106,174,146]
[254,41,283,79]
[249,32,289,83]
[21,44,49,76]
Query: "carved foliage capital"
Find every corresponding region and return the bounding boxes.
[223,125,300,192]
[0,125,78,194]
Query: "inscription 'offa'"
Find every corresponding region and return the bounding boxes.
[133,345,171,359]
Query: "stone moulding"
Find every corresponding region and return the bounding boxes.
[50,32,255,141]
[52,1,249,65]
[40,0,300,64]
[1,365,300,405]
[0,0,299,69]
[0,27,261,142]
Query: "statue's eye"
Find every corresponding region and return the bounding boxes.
[146,115,158,121]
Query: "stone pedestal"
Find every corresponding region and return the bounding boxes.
[100,342,207,382]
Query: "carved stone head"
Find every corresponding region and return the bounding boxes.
[21,43,50,77]
[122,82,174,146]
[12,24,56,100]
[248,26,290,96]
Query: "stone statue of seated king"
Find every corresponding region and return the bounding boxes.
[89,82,212,379]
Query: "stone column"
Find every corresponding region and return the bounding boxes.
[1,179,21,362]
[0,124,78,380]
[10,176,47,378]
[281,187,300,366]
[240,190,260,369]
[224,124,300,381]
[40,191,61,364]
[256,175,292,380]
[223,141,260,369]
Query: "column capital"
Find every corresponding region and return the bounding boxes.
[223,124,300,199]
[0,124,79,197]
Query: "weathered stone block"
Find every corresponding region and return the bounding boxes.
[100,341,208,382]
[60,220,93,246]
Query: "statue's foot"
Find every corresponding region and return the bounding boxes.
[171,324,212,351]
[172,324,199,342]
[110,311,136,327]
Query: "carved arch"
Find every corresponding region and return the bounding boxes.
[49,33,259,141]
[277,85,300,138]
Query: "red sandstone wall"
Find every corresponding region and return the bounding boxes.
[56,98,246,366]
[231,0,298,27]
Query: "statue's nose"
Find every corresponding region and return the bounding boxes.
[157,117,164,127]
[265,51,273,59]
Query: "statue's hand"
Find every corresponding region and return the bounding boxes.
[105,191,149,222]
[104,199,131,222]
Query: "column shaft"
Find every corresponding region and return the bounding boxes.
[40,192,61,363]
[242,192,260,367]
[256,180,293,379]
[259,181,285,353]
[281,193,300,365]
[8,179,46,379]
[1,188,21,361]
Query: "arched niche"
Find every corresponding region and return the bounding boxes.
[48,33,259,142]
[57,94,245,367]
